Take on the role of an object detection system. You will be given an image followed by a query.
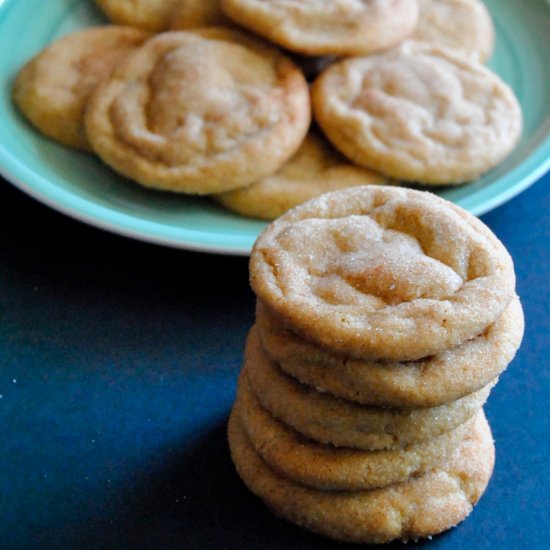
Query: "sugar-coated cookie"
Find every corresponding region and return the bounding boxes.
[85,31,310,194]
[94,0,181,32]
[228,409,494,544]
[244,328,493,450]
[235,373,473,491]
[214,131,388,220]
[256,295,524,408]
[414,0,495,62]
[221,0,419,56]
[312,41,522,184]
[250,186,516,361]
[13,26,150,151]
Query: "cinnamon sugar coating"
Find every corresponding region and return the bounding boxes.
[228,408,494,544]
[256,295,524,407]
[244,328,493,450]
[250,186,516,360]
[235,373,473,491]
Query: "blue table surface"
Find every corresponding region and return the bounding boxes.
[0,172,548,550]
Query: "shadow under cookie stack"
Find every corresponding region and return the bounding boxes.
[228,185,524,544]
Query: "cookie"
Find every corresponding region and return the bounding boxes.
[256,295,524,408]
[228,408,494,544]
[94,0,181,32]
[250,185,516,361]
[170,0,232,29]
[244,328,493,450]
[312,40,522,184]
[221,0,419,56]
[12,26,150,151]
[85,31,310,194]
[414,0,495,62]
[214,131,388,220]
[235,373,474,491]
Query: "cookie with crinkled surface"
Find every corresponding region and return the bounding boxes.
[250,185,516,361]
[12,26,150,151]
[312,41,522,184]
[85,31,310,194]
[221,0,419,56]
[94,0,181,31]
[256,295,524,407]
[214,131,388,220]
[228,408,494,544]
[170,0,232,29]
[244,328,493,450]
[414,0,495,62]
[235,372,474,491]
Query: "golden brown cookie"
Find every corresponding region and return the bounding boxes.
[256,295,524,408]
[414,0,495,62]
[228,408,494,544]
[94,0,181,32]
[85,31,310,194]
[312,41,522,184]
[235,373,474,491]
[250,185,516,361]
[221,0,419,56]
[244,328,493,450]
[169,0,232,29]
[214,131,388,220]
[12,26,150,151]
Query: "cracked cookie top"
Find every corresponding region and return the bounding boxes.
[312,40,522,184]
[249,185,516,360]
[85,31,310,194]
[221,0,418,56]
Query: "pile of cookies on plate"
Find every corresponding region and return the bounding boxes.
[228,185,524,543]
[13,0,522,219]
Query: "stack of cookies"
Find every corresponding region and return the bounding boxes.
[228,185,524,544]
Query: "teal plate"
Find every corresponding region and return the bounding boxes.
[1,0,549,255]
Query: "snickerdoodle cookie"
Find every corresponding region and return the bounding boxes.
[414,0,495,62]
[170,0,231,29]
[250,186,516,361]
[94,0,181,31]
[214,131,388,220]
[12,26,150,151]
[256,295,524,408]
[235,373,474,491]
[244,328,493,450]
[221,0,419,56]
[228,409,494,544]
[312,41,522,184]
[85,31,310,194]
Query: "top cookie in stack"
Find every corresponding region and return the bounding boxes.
[250,184,519,362]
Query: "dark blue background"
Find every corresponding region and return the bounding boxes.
[1,174,548,550]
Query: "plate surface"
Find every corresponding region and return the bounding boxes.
[1,0,549,255]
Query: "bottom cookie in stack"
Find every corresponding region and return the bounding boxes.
[228,407,494,545]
